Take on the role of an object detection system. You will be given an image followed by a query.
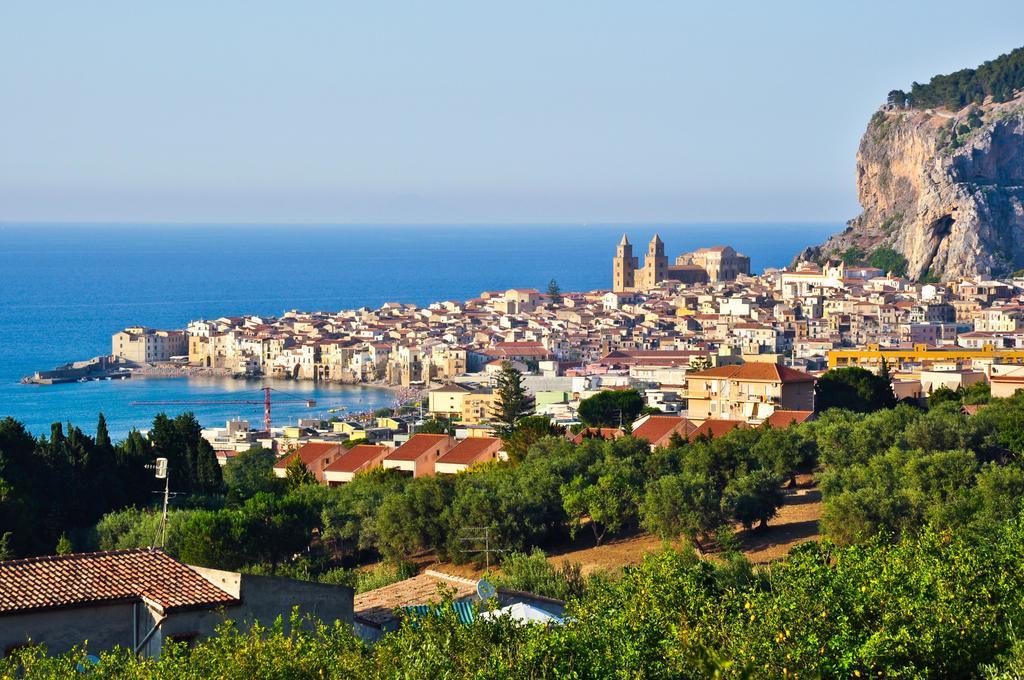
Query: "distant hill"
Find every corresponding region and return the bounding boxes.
[798,49,1024,280]
[888,46,1024,111]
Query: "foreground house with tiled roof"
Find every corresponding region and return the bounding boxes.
[434,436,502,474]
[631,415,697,450]
[0,549,353,658]
[685,363,816,424]
[272,441,342,482]
[688,418,750,442]
[382,433,455,477]
[323,444,393,485]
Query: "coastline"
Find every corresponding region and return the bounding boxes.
[23,357,412,394]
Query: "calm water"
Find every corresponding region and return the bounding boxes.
[0,223,835,438]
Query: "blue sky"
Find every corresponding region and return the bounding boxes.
[2,1,1023,223]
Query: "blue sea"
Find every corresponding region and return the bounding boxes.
[0,223,836,438]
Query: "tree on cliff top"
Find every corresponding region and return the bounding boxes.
[889,45,1024,111]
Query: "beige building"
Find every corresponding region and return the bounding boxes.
[990,366,1024,398]
[685,363,816,424]
[676,246,751,282]
[428,383,473,419]
[614,235,742,291]
[112,327,187,363]
[461,390,499,424]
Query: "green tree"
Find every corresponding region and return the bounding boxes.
[561,458,638,546]
[237,492,317,571]
[493,548,585,601]
[815,366,897,413]
[55,533,73,555]
[417,418,455,435]
[840,246,865,265]
[546,278,562,304]
[502,415,563,463]
[95,412,112,451]
[223,446,280,500]
[492,362,534,439]
[640,472,724,552]
[722,470,785,530]
[867,246,909,277]
[577,389,645,428]
[176,509,245,569]
[148,413,223,494]
[284,456,316,490]
[750,425,813,487]
[0,532,12,560]
[375,476,452,560]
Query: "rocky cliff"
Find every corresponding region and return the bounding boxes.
[800,96,1024,279]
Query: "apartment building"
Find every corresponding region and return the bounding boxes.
[685,363,816,424]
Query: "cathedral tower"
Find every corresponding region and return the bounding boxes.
[613,234,638,292]
[637,233,668,289]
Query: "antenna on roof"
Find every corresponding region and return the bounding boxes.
[145,457,171,549]
[457,526,505,570]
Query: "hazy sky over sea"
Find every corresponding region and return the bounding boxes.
[2,1,1023,224]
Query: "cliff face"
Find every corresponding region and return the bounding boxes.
[802,97,1024,279]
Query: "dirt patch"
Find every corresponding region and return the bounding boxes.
[427,474,823,579]
[738,474,822,563]
[544,532,671,575]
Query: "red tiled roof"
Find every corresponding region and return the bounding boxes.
[689,419,749,441]
[764,410,815,428]
[632,416,696,445]
[386,434,451,462]
[436,437,501,466]
[688,363,816,383]
[0,549,237,615]
[324,445,390,473]
[273,442,341,469]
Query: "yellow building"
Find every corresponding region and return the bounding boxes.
[427,383,472,419]
[426,383,498,424]
[461,391,499,425]
[828,344,1024,370]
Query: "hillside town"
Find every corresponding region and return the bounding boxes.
[93,234,1024,475]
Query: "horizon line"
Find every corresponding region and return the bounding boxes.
[0,219,845,228]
